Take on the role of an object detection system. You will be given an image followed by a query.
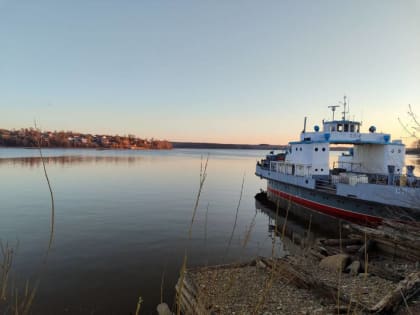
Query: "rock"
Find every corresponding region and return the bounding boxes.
[346,260,361,276]
[258,260,267,269]
[157,303,172,315]
[319,254,350,272]
[317,246,329,256]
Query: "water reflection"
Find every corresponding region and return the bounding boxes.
[255,199,343,255]
[1,148,419,314]
[0,155,142,167]
[0,148,272,314]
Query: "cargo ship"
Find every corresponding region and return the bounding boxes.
[255,97,420,224]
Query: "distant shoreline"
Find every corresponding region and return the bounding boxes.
[171,142,287,150]
[0,128,172,150]
[2,143,419,154]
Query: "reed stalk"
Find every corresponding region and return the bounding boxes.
[176,155,209,314]
[134,296,143,315]
[188,155,209,239]
[337,220,342,315]
[160,271,165,304]
[251,198,283,315]
[225,173,245,256]
[400,288,413,315]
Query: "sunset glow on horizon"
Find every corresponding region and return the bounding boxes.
[1,1,419,145]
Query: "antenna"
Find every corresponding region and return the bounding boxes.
[328,105,340,120]
[340,95,349,120]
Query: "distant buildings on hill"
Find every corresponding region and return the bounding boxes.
[0,128,172,150]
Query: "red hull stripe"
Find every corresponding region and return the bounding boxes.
[267,187,382,223]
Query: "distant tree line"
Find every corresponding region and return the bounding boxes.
[0,128,172,150]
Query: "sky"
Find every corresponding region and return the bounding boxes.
[0,0,419,145]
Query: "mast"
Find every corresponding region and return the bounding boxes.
[341,95,349,120]
[328,105,340,120]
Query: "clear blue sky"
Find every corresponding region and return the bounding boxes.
[1,0,419,144]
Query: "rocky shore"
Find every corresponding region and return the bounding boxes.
[172,193,420,315]
[175,249,419,315]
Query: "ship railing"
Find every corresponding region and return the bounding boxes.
[330,173,369,185]
[333,161,362,172]
[269,161,312,177]
[366,173,419,187]
[330,172,414,186]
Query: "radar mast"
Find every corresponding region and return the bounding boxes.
[328,105,340,120]
[341,95,349,120]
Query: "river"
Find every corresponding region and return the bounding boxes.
[1,148,419,314]
[0,148,285,314]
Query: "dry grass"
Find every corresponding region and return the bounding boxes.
[0,126,56,315]
[134,296,143,315]
[176,155,209,315]
[225,173,246,255]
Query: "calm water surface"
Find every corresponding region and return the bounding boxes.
[1,148,419,314]
[0,148,284,314]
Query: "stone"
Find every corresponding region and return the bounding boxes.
[157,303,173,315]
[319,254,350,272]
[258,260,267,269]
[346,260,361,276]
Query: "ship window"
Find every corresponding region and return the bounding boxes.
[344,124,349,132]
[398,149,401,153]
[321,168,324,171]
[357,125,360,132]
[331,126,336,132]
[315,168,318,172]
[300,147,302,151]
[295,147,298,151]
[322,148,326,152]
[337,124,343,132]
[314,147,318,152]
[350,125,355,132]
